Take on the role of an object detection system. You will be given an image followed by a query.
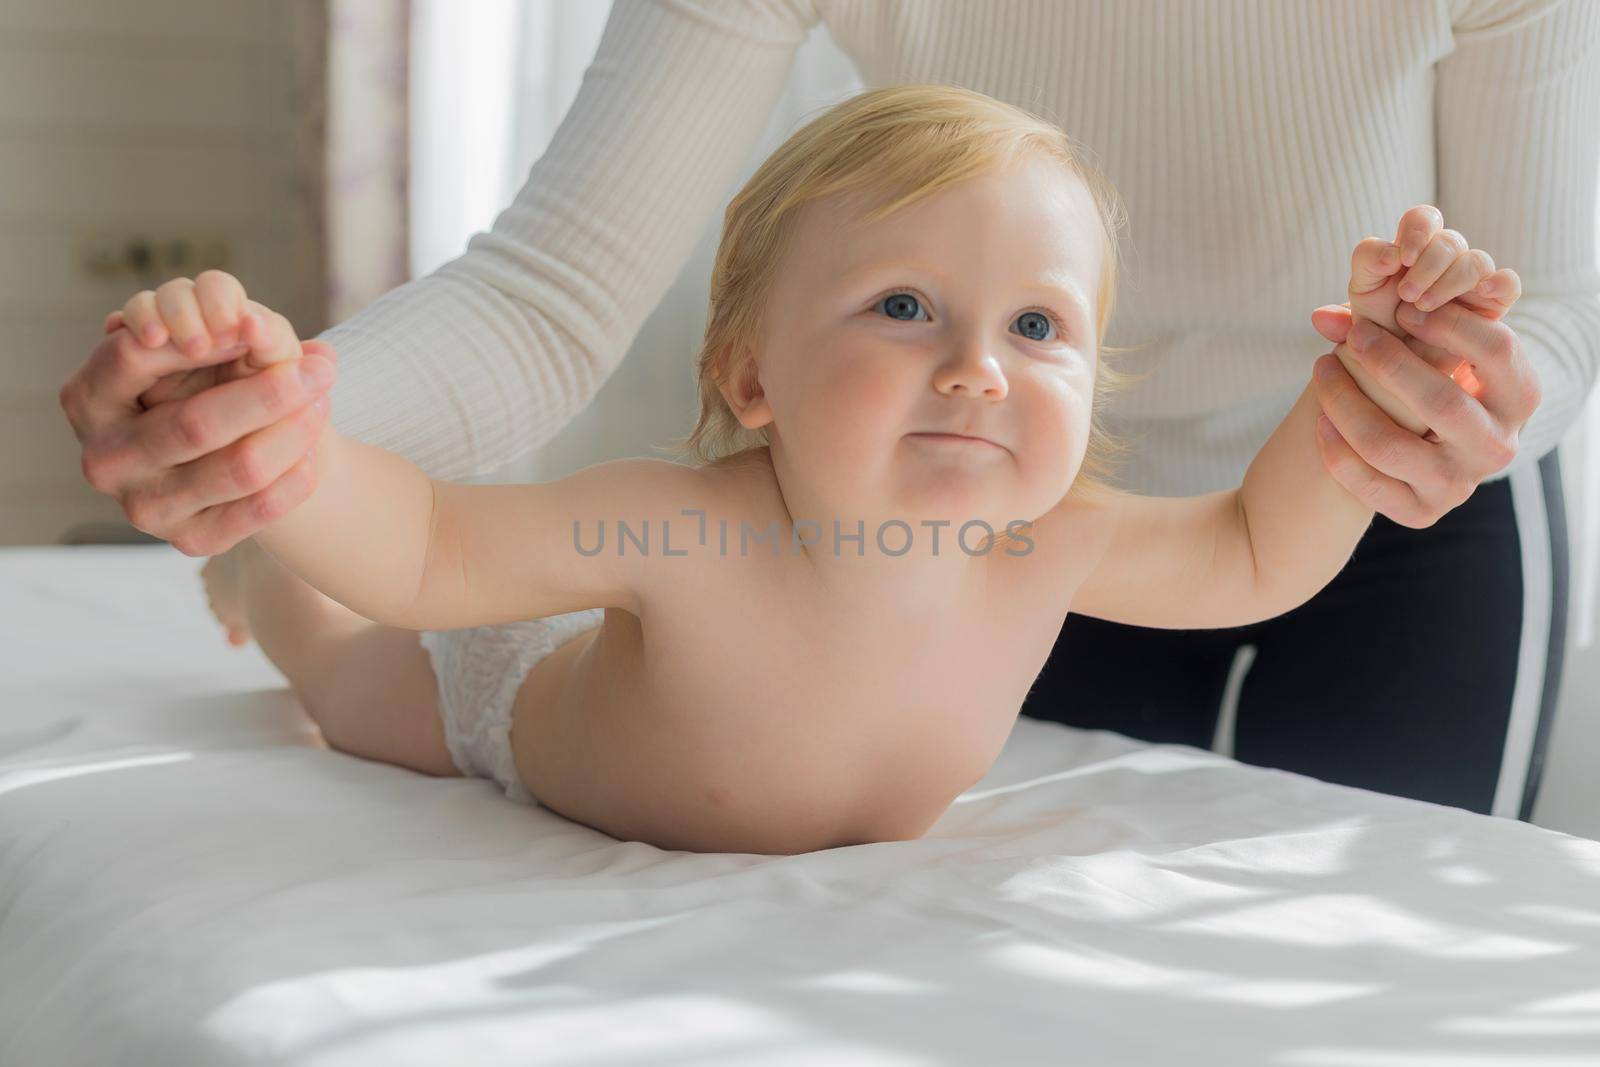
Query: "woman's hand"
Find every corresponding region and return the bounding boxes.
[59,272,337,556]
[1308,297,1542,529]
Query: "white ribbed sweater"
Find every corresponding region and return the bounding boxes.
[322,0,1600,500]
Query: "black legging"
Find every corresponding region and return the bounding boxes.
[1020,447,1569,822]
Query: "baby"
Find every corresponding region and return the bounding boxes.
[119,86,1520,855]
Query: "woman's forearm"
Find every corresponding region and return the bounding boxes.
[1238,370,1376,613]
[249,428,436,627]
[318,0,814,481]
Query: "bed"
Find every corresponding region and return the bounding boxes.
[2,543,1598,1066]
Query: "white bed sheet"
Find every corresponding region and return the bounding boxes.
[2,544,1598,1066]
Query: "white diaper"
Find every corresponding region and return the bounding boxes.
[418,608,605,805]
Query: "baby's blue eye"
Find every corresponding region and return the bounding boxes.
[1015,311,1053,342]
[878,292,927,321]
[875,292,1063,344]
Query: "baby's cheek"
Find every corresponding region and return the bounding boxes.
[824,356,906,425]
[787,357,900,466]
[1021,379,1092,500]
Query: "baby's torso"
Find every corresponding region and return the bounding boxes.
[514,449,1112,854]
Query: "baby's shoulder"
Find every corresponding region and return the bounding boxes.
[1027,481,1125,552]
[621,447,788,616]
[986,482,1127,593]
[693,446,783,517]
[620,448,785,563]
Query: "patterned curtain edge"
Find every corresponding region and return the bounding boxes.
[290,0,329,337]
[292,0,411,337]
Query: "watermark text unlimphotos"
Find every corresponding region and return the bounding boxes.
[572,511,1035,558]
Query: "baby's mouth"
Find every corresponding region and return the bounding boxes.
[906,431,1008,454]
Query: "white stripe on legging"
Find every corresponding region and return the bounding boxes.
[1211,643,1255,759]
[1493,456,1554,819]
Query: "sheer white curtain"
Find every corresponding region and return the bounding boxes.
[408,0,861,485]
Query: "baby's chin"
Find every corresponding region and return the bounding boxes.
[876,477,1032,540]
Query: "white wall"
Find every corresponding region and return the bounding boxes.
[0,0,307,545]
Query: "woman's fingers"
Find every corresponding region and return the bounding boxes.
[301,338,338,364]
[67,328,251,437]
[1394,205,1444,268]
[1392,299,1539,429]
[1398,228,1468,304]
[1314,349,1441,482]
[1313,411,1432,528]
[137,354,334,471]
[124,393,328,537]
[138,365,227,411]
[1413,248,1495,312]
[1310,302,1353,345]
[174,450,322,558]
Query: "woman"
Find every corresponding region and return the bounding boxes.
[61,1,1598,821]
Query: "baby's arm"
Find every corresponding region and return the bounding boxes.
[1067,216,1516,630]
[251,388,695,628]
[248,336,700,628]
[115,272,678,628]
[108,274,432,623]
[1063,387,1380,630]
[398,456,708,628]
[260,427,695,630]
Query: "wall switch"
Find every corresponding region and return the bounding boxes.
[79,232,232,285]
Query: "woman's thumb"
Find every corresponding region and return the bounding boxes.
[301,339,337,363]
[1311,303,1352,345]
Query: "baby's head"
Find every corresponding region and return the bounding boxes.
[666,84,1139,533]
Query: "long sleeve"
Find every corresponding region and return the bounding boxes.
[1435,0,1600,466]
[318,0,821,480]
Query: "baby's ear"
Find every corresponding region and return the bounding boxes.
[716,346,773,430]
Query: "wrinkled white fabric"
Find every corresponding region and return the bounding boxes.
[418,609,605,805]
[5,546,1600,1066]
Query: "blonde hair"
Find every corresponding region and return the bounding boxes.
[659,83,1149,510]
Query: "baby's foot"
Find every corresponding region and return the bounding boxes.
[200,540,262,647]
[1336,204,1521,434]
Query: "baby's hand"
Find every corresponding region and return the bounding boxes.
[104,271,312,409]
[108,270,301,366]
[1348,205,1520,333]
[1334,205,1521,434]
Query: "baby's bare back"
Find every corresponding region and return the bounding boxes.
[508,448,1104,855]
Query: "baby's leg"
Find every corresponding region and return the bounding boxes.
[224,539,461,778]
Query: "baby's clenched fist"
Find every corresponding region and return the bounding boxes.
[107,270,305,372]
[1334,205,1520,435]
